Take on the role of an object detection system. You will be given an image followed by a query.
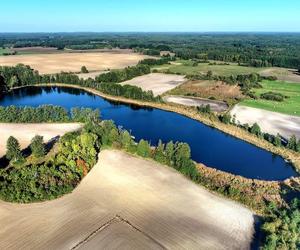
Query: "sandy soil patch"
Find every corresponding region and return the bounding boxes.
[260,67,300,83]
[231,105,300,139]
[0,123,82,157]
[164,95,228,112]
[121,73,186,96]
[0,150,255,250]
[0,52,149,74]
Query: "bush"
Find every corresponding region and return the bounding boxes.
[220,113,231,124]
[81,66,89,73]
[197,104,211,114]
[260,92,286,102]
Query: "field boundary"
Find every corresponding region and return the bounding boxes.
[72,214,166,250]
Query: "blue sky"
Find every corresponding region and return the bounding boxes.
[1,0,300,32]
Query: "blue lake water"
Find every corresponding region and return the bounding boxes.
[0,86,297,181]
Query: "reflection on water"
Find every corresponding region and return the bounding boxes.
[0,86,298,181]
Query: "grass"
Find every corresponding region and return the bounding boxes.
[153,60,266,76]
[0,48,12,56]
[241,80,300,116]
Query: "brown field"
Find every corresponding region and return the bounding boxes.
[260,67,300,83]
[0,150,255,250]
[121,73,186,96]
[0,123,82,157]
[12,46,59,54]
[164,95,229,112]
[231,105,300,139]
[0,51,149,74]
[168,80,244,101]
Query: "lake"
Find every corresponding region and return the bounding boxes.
[0,86,297,181]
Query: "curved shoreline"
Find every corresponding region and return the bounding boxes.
[25,83,299,174]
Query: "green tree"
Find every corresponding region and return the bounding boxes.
[137,139,151,157]
[165,141,175,165]
[120,130,132,150]
[174,143,192,170]
[6,136,23,162]
[154,140,167,164]
[206,70,213,79]
[287,135,298,151]
[30,135,45,158]
[250,123,262,137]
[8,75,19,89]
[273,134,282,147]
[81,66,89,73]
[220,113,231,124]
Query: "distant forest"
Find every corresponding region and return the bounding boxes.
[1,33,300,68]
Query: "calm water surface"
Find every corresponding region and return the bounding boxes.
[0,86,297,181]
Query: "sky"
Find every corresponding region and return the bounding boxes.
[1,0,300,32]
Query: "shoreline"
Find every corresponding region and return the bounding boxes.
[25,83,300,174]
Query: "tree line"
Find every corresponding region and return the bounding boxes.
[218,113,300,153]
[0,64,161,102]
[0,105,100,123]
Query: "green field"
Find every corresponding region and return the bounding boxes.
[0,48,12,55]
[241,80,300,116]
[153,60,266,76]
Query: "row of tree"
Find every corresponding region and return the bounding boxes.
[0,105,100,123]
[95,64,150,83]
[219,113,300,152]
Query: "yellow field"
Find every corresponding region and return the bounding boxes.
[0,51,149,74]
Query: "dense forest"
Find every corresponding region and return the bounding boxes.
[1,33,300,68]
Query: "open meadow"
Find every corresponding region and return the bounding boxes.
[0,51,149,74]
[154,60,265,76]
[241,80,300,116]
[0,150,255,250]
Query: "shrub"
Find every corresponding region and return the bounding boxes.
[81,66,89,73]
[260,92,286,102]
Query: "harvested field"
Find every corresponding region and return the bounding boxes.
[164,95,228,112]
[0,123,82,157]
[121,73,186,96]
[231,105,300,139]
[168,80,244,101]
[0,52,149,74]
[0,150,255,250]
[260,67,300,83]
[12,46,59,54]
